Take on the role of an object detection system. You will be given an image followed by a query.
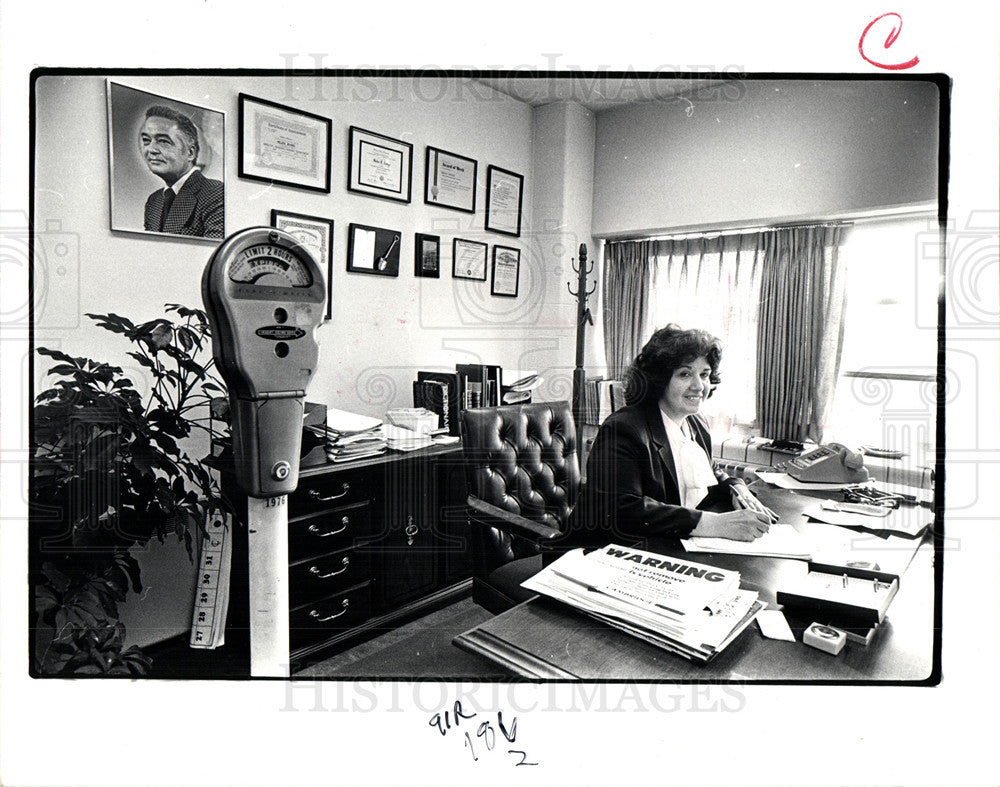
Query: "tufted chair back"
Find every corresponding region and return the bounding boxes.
[461,401,580,577]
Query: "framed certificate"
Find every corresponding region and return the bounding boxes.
[485,165,524,237]
[491,245,520,297]
[415,233,441,278]
[348,126,412,203]
[270,210,334,320]
[452,238,488,281]
[238,94,331,192]
[424,146,477,213]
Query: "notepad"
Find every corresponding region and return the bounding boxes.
[681,523,812,560]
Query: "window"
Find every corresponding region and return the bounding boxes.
[646,234,764,435]
[645,215,940,469]
[825,216,940,468]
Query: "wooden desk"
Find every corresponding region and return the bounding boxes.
[454,484,937,681]
[213,443,472,673]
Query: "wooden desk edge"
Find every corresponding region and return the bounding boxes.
[453,629,578,680]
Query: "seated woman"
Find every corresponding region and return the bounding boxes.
[568,325,775,546]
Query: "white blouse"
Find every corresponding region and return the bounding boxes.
[659,410,718,509]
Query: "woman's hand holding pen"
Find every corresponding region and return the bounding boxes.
[730,482,780,526]
[690,509,773,541]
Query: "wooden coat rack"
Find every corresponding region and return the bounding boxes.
[567,243,594,431]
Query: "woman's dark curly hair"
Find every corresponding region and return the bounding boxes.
[623,324,723,406]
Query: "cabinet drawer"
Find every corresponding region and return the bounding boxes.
[293,471,371,516]
[289,548,372,608]
[289,581,373,651]
[289,503,372,561]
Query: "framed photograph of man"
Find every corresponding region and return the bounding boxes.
[107,81,225,240]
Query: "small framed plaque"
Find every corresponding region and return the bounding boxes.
[347,223,401,277]
[415,233,441,278]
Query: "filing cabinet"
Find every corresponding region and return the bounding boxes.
[217,443,469,670]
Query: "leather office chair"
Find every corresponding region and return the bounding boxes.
[460,401,580,614]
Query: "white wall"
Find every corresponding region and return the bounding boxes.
[592,79,940,236]
[34,74,580,417]
[34,74,580,645]
[531,101,604,376]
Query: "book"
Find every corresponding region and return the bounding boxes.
[485,364,502,407]
[413,380,451,433]
[456,363,489,410]
[416,371,461,436]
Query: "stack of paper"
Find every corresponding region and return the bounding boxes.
[306,408,387,463]
[681,523,813,559]
[383,424,434,452]
[522,545,764,662]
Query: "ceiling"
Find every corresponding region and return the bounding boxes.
[474,76,722,113]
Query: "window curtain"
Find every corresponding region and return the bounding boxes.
[756,225,848,443]
[602,240,654,379]
[646,234,766,432]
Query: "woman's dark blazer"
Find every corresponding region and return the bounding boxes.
[566,400,738,545]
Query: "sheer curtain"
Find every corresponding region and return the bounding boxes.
[602,240,654,379]
[646,234,766,433]
[756,225,847,443]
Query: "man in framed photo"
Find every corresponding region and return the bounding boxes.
[139,105,224,238]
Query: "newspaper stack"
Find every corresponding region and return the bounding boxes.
[522,544,764,662]
[306,408,387,463]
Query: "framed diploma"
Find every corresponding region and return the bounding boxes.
[452,238,488,281]
[270,210,334,320]
[491,245,521,297]
[415,233,441,278]
[485,165,524,237]
[348,126,412,203]
[424,146,477,213]
[347,223,401,278]
[238,94,331,192]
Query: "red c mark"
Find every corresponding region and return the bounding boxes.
[858,12,920,70]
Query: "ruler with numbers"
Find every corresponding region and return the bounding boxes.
[189,508,233,649]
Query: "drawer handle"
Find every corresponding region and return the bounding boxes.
[308,483,350,502]
[308,517,349,538]
[309,557,350,579]
[310,599,349,622]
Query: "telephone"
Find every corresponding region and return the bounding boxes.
[783,442,869,484]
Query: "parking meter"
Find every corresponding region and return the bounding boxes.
[202,227,326,498]
[202,227,326,677]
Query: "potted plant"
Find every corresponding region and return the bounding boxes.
[31,304,229,676]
